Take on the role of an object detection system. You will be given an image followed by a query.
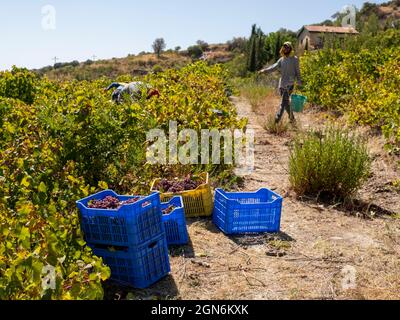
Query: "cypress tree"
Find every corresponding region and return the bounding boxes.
[247,24,258,72]
[256,28,265,69]
[274,32,282,61]
[247,36,257,72]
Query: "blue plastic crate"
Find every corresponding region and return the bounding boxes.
[213,189,283,235]
[90,234,170,289]
[161,196,189,246]
[76,190,164,247]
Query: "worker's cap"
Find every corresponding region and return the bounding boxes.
[283,42,293,49]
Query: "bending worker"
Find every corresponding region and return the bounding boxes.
[258,42,302,124]
[105,81,160,103]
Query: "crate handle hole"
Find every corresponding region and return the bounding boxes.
[148,241,158,249]
[142,201,151,208]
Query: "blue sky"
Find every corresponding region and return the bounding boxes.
[0,0,385,70]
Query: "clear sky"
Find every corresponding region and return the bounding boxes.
[0,0,385,70]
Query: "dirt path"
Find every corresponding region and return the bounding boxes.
[107,95,400,301]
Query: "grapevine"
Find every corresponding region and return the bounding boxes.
[0,62,243,300]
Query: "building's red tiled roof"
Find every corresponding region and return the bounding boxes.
[303,25,359,34]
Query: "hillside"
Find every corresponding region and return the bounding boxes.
[35,44,234,81]
[361,0,400,20]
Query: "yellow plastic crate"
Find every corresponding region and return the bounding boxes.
[150,173,213,218]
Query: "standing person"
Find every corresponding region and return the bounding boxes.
[258,42,302,124]
[105,81,160,103]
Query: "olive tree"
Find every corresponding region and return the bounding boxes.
[152,38,166,58]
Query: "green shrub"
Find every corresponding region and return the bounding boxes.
[152,64,163,73]
[225,55,248,77]
[289,127,371,199]
[393,179,400,192]
[187,45,203,59]
[0,66,37,104]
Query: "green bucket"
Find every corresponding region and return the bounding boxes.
[291,94,307,113]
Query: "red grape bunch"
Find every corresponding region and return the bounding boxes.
[88,196,140,210]
[156,175,202,193]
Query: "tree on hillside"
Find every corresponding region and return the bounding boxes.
[274,32,283,61]
[187,45,203,60]
[152,38,166,58]
[363,13,381,35]
[257,33,266,68]
[359,2,378,16]
[320,19,335,26]
[385,16,400,30]
[196,40,209,52]
[227,37,248,53]
[270,29,297,59]
[245,25,297,72]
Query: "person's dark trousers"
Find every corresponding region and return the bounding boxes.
[276,85,295,123]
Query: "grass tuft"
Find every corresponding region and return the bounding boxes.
[263,113,289,135]
[236,78,272,111]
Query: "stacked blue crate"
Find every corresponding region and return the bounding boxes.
[76,190,170,288]
[161,196,189,246]
[89,235,170,289]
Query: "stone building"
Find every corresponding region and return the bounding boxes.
[297,25,359,51]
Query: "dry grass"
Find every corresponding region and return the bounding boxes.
[238,81,272,112]
[249,91,293,136]
[104,212,400,300]
[263,113,289,135]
